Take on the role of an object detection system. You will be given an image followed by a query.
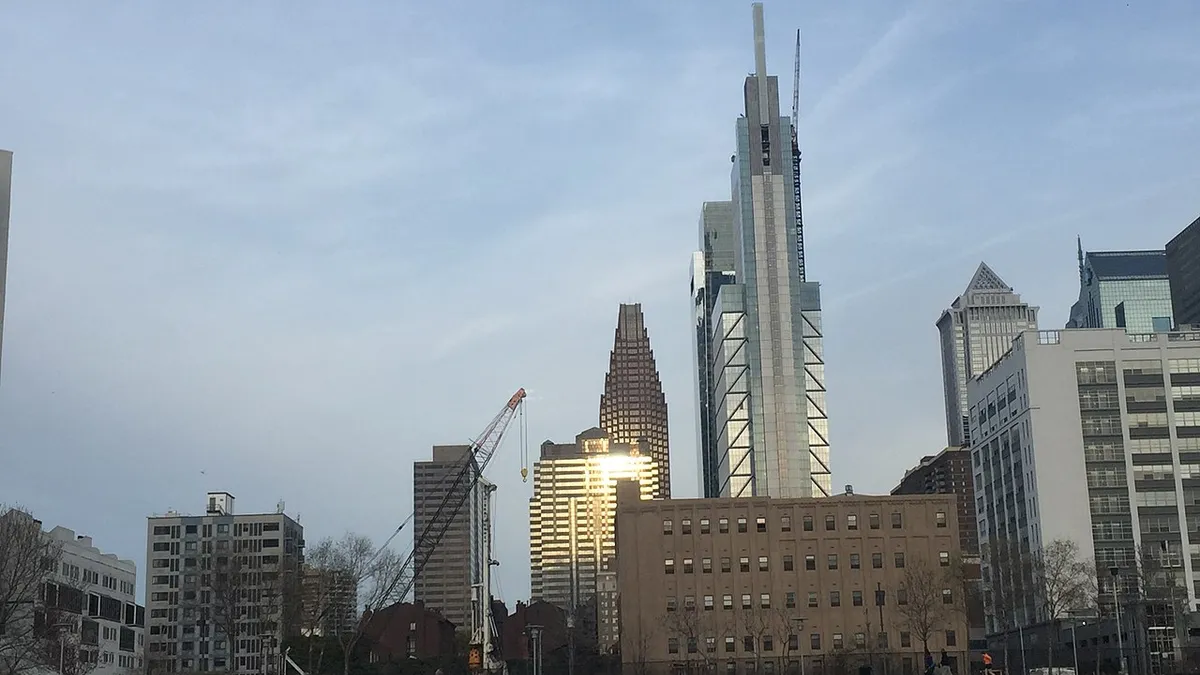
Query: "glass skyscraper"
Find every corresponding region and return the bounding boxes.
[691,4,830,499]
[937,262,1039,447]
[1067,243,1174,333]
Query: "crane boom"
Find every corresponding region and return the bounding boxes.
[380,388,527,605]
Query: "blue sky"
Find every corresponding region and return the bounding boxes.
[1,1,1198,605]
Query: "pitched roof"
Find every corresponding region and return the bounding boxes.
[964,262,1012,294]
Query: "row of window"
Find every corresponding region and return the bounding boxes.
[151,522,282,537]
[664,550,952,574]
[665,586,956,612]
[666,629,960,655]
[663,512,947,536]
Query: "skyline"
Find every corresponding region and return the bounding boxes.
[2,0,1200,606]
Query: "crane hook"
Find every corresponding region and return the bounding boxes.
[521,467,528,482]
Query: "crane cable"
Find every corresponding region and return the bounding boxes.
[520,400,529,482]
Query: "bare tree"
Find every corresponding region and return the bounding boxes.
[663,607,706,673]
[1028,539,1091,670]
[624,620,658,675]
[0,506,67,675]
[982,537,1034,633]
[740,607,776,673]
[896,557,960,655]
[208,555,248,673]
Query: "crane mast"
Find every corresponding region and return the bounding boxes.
[791,29,806,283]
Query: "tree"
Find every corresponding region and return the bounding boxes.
[663,607,708,673]
[0,505,70,675]
[767,607,805,675]
[982,537,1034,633]
[208,554,248,672]
[1029,539,1092,670]
[896,557,959,655]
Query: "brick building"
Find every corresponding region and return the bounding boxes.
[361,601,456,662]
[615,483,968,675]
[891,446,977,556]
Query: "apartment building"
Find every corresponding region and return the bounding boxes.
[615,483,967,675]
[892,447,977,556]
[969,328,1200,666]
[144,492,304,675]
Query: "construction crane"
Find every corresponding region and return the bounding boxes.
[791,28,806,283]
[374,388,527,674]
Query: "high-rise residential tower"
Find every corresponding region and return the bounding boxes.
[528,428,657,651]
[599,303,671,498]
[937,262,1039,447]
[1,150,12,376]
[1166,215,1200,327]
[1067,243,1174,333]
[412,445,491,631]
[691,4,830,498]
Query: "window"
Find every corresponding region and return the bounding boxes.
[825,515,836,531]
[725,637,735,653]
[946,630,957,647]
[721,557,732,573]
[898,588,909,605]
[786,592,796,609]
[742,594,752,610]
[723,595,733,610]
[894,552,905,568]
[829,591,841,607]
[805,555,816,571]
[847,514,858,530]
[788,634,800,651]
[684,558,694,574]
[668,638,679,654]
[869,513,880,530]
[783,555,794,571]
[737,517,748,533]
[216,524,229,534]
[719,517,729,533]
[740,557,750,573]
[687,638,698,656]
[760,593,771,609]
[701,518,711,534]
[872,552,883,569]
[901,632,911,648]
[939,551,950,567]
[706,637,717,653]
[682,519,692,535]
[667,598,677,612]
[807,592,818,608]
[665,559,675,575]
[744,636,754,652]
[827,554,838,570]
[850,553,861,570]
[833,633,844,650]
[855,633,866,649]
[756,516,767,533]
[763,635,774,652]
[891,512,903,529]
[782,516,792,532]
[852,591,863,607]
[803,515,814,532]
[942,589,954,605]
[935,511,947,528]
[684,595,696,610]
[702,557,713,573]
[759,556,769,572]
[663,520,673,535]
[811,634,821,650]
[704,595,714,611]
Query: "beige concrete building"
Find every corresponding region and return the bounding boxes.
[529,427,657,650]
[616,483,968,675]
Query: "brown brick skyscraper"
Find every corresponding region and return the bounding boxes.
[599,303,670,498]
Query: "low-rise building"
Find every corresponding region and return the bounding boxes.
[615,483,968,675]
[360,601,456,661]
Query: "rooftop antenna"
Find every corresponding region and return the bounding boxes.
[751,3,769,125]
[1077,236,1085,284]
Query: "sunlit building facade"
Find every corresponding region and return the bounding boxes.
[528,428,657,650]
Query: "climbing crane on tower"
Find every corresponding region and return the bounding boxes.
[372,388,527,675]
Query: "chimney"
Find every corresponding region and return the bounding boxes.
[844,484,854,495]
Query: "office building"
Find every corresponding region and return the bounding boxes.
[937,262,1039,446]
[969,328,1200,664]
[1167,215,1200,328]
[691,3,830,499]
[528,428,657,651]
[412,445,492,631]
[892,447,977,556]
[614,482,967,674]
[299,565,358,637]
[144,492,304,675]
[1067,244,1174,333]
[0,509,146,675]
[599,303,671,499]
[1,149,11,376]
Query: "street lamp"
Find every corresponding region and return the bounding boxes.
[792,617,807,675]
[50,621,74,675]
[1110,567,1125,675]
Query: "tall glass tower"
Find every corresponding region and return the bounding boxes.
[936,262,1039,447]
[1067,243,1175,333]
[692,4,830,498]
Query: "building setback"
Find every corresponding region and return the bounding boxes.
[528,428,657,652]
[891,447,978,556]
[692,3,830,499]
[969,328,1200,668]
[1166,215,1200,328]
[615,482,967,674]
[144,492,304,675]
[599,303,671,499]
[937,262,1039,447]
[1067,245,1174,333]
[412,445,490,631]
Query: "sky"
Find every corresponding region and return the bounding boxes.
[1,1,1199,607]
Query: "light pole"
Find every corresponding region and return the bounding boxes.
[527,624,544,675]
[1111,567,1125,675]
[50,622,74,675]
[876,584,887,675]
[792,617,807,675]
